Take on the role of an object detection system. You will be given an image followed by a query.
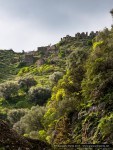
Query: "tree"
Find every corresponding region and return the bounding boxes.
[49,71,63,85]
[28,87,51,105]
[0,82,19,100]
[18,77,37,93]
[13,106,46,136]
[110,9,113,18]
[7,109,28,125]
[110,9,113,26]
[81,28,113,144]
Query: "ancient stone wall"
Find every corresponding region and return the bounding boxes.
[62,31,99,41]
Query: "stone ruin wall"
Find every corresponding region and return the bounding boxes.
[62,31,100,41]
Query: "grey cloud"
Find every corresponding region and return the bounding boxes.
[0,0,112,51]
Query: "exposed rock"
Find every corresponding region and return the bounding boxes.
[37,45,57,56]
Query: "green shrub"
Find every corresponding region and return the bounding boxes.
[94,113,113,142]
[18,77,37,93]
[16,101,31,108]
[28,87,51,105]
[13,105,46,136]
[7,108,28,124]
[0,82,19,100]
[17,62,26,68]
[49,71,63,85]
[18,67,30,76]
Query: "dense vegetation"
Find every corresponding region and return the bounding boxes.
[0,12,113,149]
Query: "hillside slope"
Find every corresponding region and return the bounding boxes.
[0,28,113,149]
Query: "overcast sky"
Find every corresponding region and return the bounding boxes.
[0,0,112,52]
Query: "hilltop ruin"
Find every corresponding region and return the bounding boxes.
[61,31,99,41]
[21,31,99,66]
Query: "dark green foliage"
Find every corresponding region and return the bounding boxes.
[81,27,113,144]
[58,49,65,58]
[82,28,113,103]
[1,15,113,147]
[0,82,19,100]
[94,113,113,143]
[42,47,90,144]
[110,9,113,18]
[15,100,31,108]
[87,39,93,46]
[57,97,78,116]
[13,105,46,136]
[28,87,51,105]
[65,48,89,94]
[43,27,113,145]
[0,50,21,82]
[18,77,37,93]
[17,62,26,68]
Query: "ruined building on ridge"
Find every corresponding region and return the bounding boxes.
[20,30,100,66]
[61,31,99,41]
[37,45,57,55]
[22,53,34,65]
